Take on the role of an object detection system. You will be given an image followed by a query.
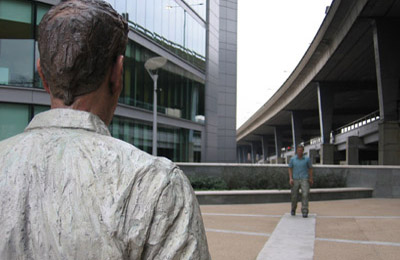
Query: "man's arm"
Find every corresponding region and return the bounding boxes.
[288,167,294,186]
[308,158,313,186]
[308,167,313,186]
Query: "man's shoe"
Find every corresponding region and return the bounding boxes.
[291,210,295,216]
[302,212,308,218]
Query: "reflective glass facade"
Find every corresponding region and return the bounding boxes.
[0,0,49,88]
[0,103,48,140]
[110,116,201,162]
[0,0,212,162]
[106,0,206,70]
[0,103,201,162]
[123,41,205,122]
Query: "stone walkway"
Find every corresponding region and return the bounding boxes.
[200,198,400,260]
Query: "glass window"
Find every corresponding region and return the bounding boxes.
[0,0,34,87]
[35,1,51,89]
[33,105,49,116]
[161,0,170,41]
[153,0,162,36]
[127,0,137,24]
[136,0,146,28]
[35,4,50,39]
[120,40,205,123]
[109,115,201,162]
[185,0,206,20]
[145,0,155,33]
[0,39,34,87]
[0,103,29,141]
[0,0,33,39]
[98,0,206,69]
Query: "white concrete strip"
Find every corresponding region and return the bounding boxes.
[202,213,282,218]
[205,228,271,237]
[256,213,316,260]
[195,187,372,196]
[317,215,400,219]
[316,237,400,247]
[202,213,400,219]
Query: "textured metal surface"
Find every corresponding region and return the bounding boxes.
[0,109,210,259]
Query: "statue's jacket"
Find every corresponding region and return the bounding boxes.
[0,109,210,260]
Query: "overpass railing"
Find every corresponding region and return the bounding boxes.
[332,110,380,136]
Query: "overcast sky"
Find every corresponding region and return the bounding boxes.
[236,0,333,129]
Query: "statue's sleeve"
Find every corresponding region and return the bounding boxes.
[139,167,211,260]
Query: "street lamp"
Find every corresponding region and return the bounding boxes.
[144,56,167,156]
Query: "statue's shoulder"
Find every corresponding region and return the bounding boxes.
[104,135,178,178]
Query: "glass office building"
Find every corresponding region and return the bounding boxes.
[0,0,237,162]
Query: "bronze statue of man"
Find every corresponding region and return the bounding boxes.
[0,0,210,259]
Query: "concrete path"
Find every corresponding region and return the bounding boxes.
[201,198,400,260]
[256,213,316,260]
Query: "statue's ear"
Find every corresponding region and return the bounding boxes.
[109,55,124,95]
[37,59,50,94]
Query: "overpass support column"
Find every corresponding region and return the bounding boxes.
[274,127,284,164]
[291,111,303,149]
[373,19,400,165]
[320,144,335,165]
[346,136,361,165]
[261,135,269,163]
[249,143,255,163]
[242,145,251,163]
[317,82,335,164]
[237,146,243,163]
[251,141,261,163]
[309,149,319,164]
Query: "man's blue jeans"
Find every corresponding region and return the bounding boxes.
[291,179,310,213]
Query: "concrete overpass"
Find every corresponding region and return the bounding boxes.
[237,0,400,165]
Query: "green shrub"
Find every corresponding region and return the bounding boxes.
[188,171,346,191]
[188,175,228,190]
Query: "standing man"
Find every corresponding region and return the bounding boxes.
[288,145,313,218]
[0,0,210,259]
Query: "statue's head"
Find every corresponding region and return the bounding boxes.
[38,0,128,106]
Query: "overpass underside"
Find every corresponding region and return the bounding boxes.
[237,0,400,166]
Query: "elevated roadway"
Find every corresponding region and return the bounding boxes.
[237,0,400,165]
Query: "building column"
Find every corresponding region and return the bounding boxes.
[373,19,400,165]
[241,145,249,163]
[261,135,269,163]
[274,127,285,164]
[320,144,335,165]
[378,122,400,165]
[252,141,262,163]
[309,149,319,164]
[346,136,361,165]
[237,146,242,163]
[291,111,303,149]
[317,82,334,143]
[317,82,335,164]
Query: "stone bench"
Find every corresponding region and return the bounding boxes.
[195,187,373,205]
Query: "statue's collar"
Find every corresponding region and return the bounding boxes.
[25,108,111,136]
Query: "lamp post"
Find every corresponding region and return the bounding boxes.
[145,56,167,156]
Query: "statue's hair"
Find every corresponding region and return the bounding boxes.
[38,0,128,105]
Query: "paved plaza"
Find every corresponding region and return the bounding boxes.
[201,198,400,260]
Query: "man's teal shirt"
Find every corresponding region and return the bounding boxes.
[288,155,312,180]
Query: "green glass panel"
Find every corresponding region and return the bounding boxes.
[0,103,29,141]
[33,105,50,116]
[0,0,33,39]
[0,39,34,87]
[36,5,50,25]
[0,0,31,23]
